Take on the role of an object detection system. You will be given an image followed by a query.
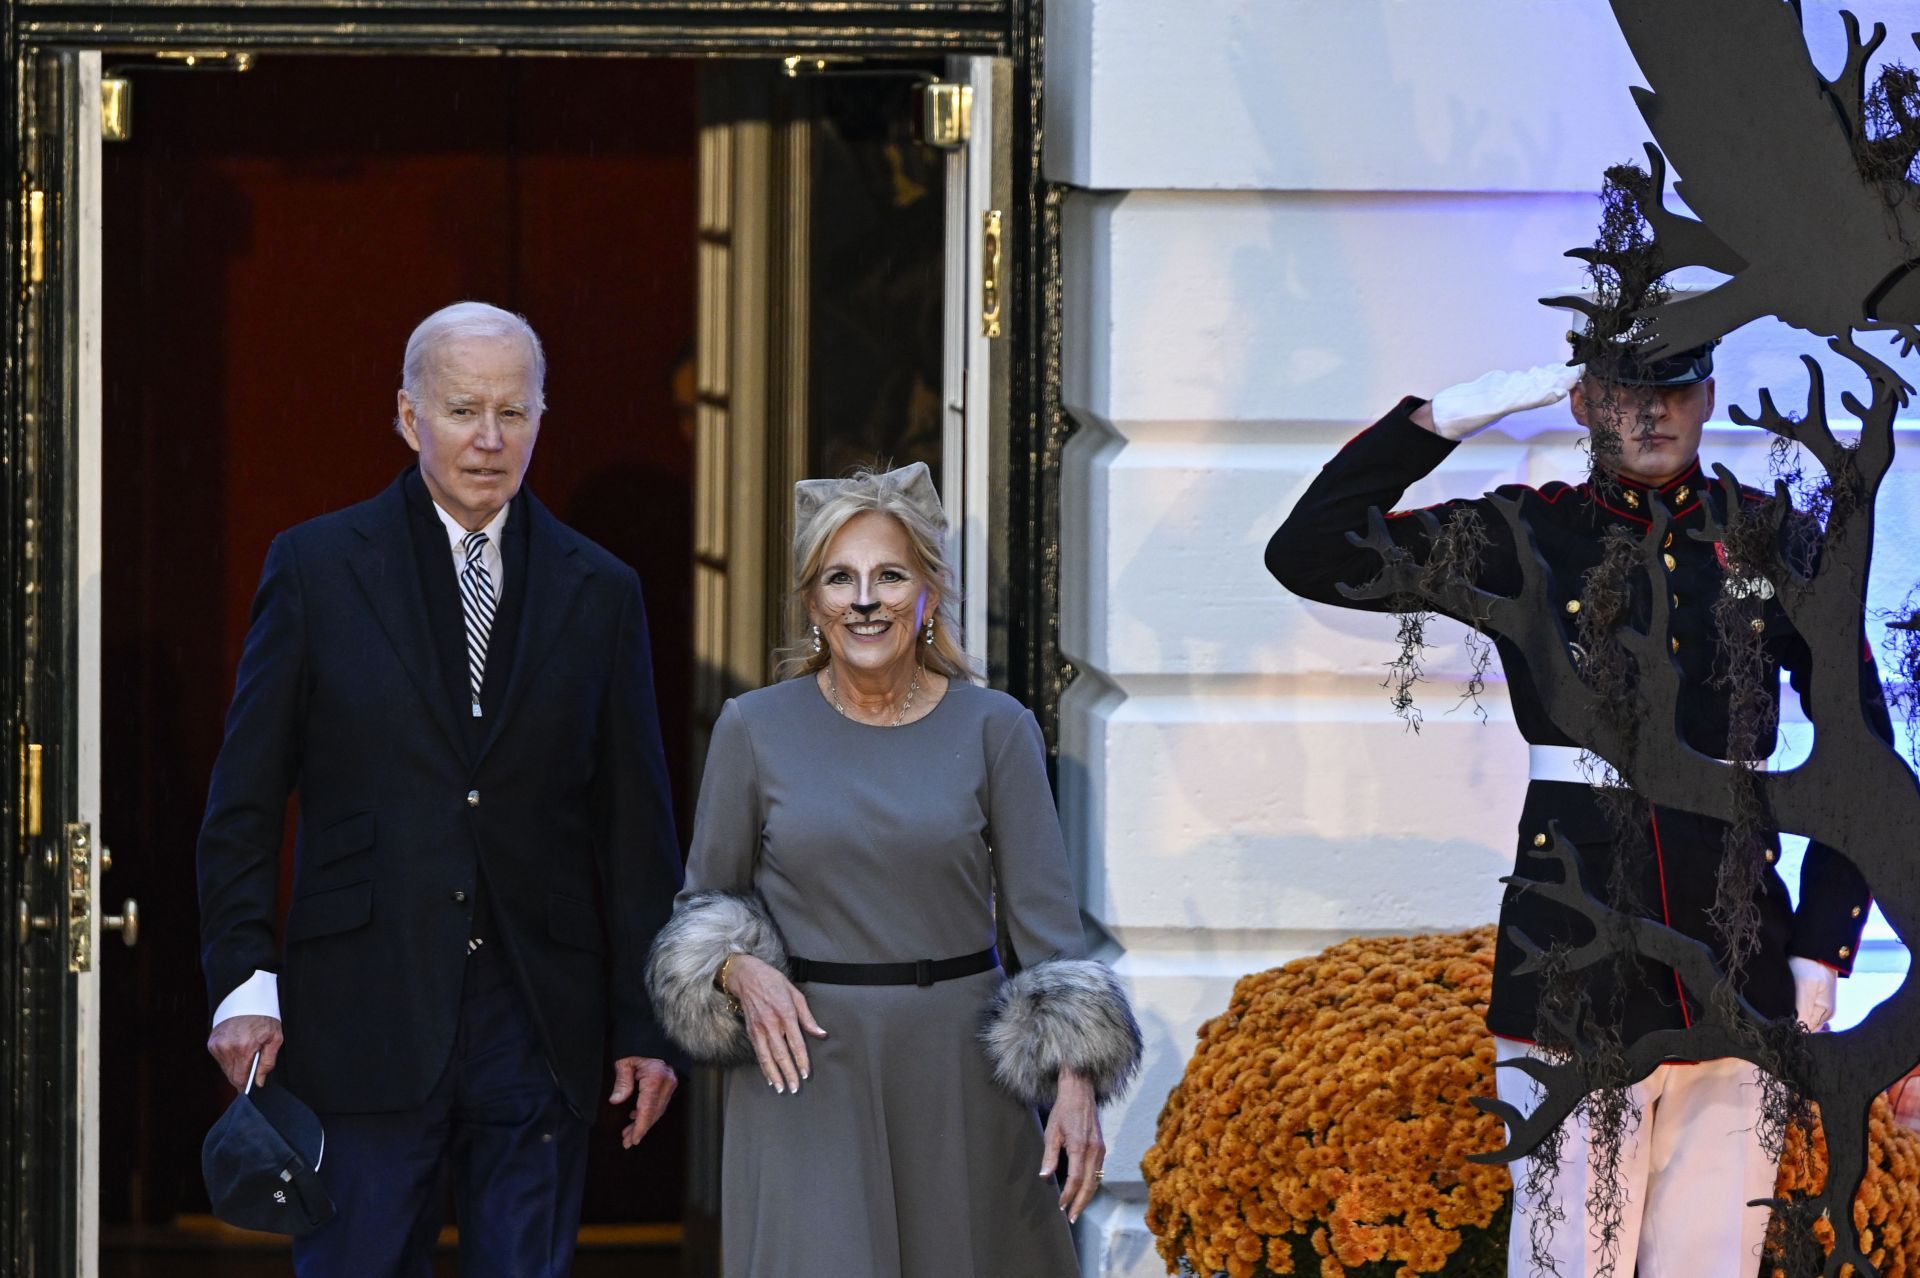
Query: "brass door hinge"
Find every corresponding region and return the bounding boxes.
[19,738,43,840]
[67,822,93,973]
[981,210,1004,340]
[102,77,133,142]
[25,188,46,285]
[918,82,972,151]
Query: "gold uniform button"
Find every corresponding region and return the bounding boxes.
[1664,532,1674,548]
[1751,618,1766,633]
[1851,906,1864,918]
[1764,849,1776,863]
[1565,599,1581,615]
[467,790,480,808]
[1663,553,1677,571]
[1532,833,1548,848]
[1671,637,1681,654]
[1671,594,1679,609]
[1675,485,1691,504]
[1840,946,1853,960]
[1624,490,1641,509]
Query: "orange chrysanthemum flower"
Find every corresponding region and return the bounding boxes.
[1141,929,1920,1278]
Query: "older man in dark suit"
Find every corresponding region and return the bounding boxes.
[197,301,682,1277]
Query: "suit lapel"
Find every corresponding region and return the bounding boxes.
[346,476,470,761]
[475,491,590,768]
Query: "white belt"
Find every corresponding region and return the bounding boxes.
[1528,743,1757,785]
[1528,744,1604,785]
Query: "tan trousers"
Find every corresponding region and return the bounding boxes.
[1494,1037,1779,1277]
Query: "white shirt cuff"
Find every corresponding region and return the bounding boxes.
[212,969,281,1026]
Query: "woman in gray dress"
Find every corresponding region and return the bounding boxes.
[645,462,1141,1278]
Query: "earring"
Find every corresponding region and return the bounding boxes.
[810,623,824,655]
[924,615,936,646]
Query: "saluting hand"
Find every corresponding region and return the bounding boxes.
[723,955,827,1094]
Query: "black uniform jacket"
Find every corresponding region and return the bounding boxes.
[1266,399,1884,1042]
[197,469,683,1116]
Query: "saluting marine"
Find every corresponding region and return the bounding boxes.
[1264,340,1889,1278]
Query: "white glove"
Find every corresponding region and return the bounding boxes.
[1428,363,1584,441]
[1788,956,1838,1032]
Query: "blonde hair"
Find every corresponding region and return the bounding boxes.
[774,467,976,683]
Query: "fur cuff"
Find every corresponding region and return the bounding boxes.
[645,890,787,1065]
[980,958,1142,1106]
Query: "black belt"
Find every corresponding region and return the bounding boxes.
[787,948,998,988]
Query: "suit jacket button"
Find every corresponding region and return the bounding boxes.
[452,890,469,904]
[467,790,480,807]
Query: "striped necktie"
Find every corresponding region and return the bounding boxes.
[459,531,496,718]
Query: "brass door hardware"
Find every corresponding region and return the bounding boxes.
[102,900,138,948]
[101,77,132,142]
[66,822,93,973]
[147,50,255,71]
[17,899,53,947]
[918,82,972,150]
[26,189,46,286]
[780,55,849,77]
[20,740,43,840]
[981,210,1003,339]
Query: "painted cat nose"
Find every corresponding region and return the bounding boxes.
[851,601,882,616]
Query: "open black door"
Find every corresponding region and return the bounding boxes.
[6,45,101,1278]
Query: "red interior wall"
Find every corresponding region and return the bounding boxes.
[101,54,698,1227]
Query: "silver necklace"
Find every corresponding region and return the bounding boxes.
[827,663,922,727]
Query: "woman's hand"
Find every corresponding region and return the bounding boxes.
[723,954,827,1093]
[1040,1068,1106,1223]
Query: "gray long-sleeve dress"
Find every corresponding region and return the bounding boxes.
[681,675,1086,1278]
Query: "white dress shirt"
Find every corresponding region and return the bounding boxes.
[211,494,512,1028]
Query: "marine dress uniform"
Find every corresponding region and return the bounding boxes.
[1264,386,1887,1277]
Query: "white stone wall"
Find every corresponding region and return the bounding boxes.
[1047,3,1920,1274]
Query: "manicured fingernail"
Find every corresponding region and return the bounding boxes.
[801,1070,810,1080]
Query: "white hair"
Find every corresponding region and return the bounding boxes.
[398,301,547,419]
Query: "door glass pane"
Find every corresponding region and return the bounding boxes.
[804,74,947,487]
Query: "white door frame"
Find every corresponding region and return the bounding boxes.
[942,55,1008,677]
[73,47,106,1278]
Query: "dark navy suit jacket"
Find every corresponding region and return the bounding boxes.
[197,469,682,1116]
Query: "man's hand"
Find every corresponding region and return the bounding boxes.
[1421,363,1583,441]
[1788,956,1838,1032]
[611,1057,678,1148]
[208,1014,284,1091]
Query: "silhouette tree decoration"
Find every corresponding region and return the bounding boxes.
[1335,4,1920,1274]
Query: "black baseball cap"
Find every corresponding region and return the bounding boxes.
[201,1071,335,1237]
